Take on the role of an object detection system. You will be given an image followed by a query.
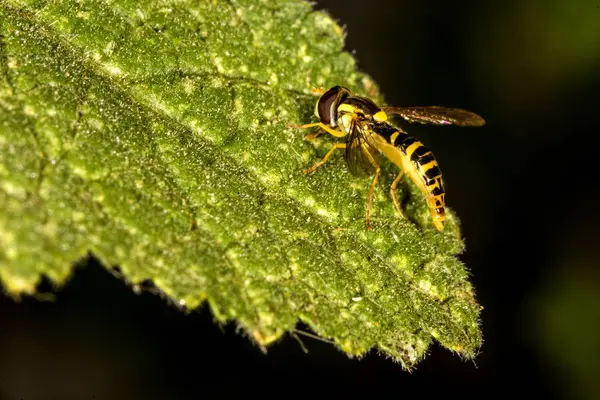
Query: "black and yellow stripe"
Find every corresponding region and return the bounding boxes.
[376,123,446,231]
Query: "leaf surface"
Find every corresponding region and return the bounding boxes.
[0,0,481,369]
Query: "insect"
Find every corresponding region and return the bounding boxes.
[287,86,485,231]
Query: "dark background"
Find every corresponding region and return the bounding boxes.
[2,0,599,399]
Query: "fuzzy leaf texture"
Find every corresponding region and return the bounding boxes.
[0,0,482,369]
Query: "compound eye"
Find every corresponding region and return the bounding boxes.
[316,86,342,126]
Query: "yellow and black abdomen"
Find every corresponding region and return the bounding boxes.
[397,134,446,230]
[388,128,446,231]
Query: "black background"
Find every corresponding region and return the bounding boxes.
[2,1,600,399]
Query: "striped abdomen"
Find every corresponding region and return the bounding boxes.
[392,131,447,231]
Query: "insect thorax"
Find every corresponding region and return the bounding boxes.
[335,97,381,131]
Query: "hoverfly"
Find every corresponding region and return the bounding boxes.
[287,86,485,231]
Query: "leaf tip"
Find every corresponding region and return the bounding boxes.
[0,269,39,296]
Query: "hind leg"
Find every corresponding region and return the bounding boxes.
[366,167,381,231]
[390,170,406,218]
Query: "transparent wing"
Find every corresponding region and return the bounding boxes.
[381,106,486,127]
[345,119,380,176]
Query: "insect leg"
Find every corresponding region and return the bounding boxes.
[366,167,381,231]
[304,128,324,142]
[390,170,405,218]
[286,122,346,138]
[303,143,346,175]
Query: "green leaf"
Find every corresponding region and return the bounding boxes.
[0,0,482,369]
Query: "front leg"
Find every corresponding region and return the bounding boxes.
[304,128,324,142]
[286,122,347,138]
